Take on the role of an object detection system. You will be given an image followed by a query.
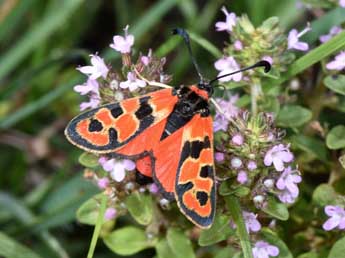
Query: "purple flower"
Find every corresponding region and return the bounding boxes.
[276,167,302,203]
[252,241,279,258]
[104,207,117,220]
[243,211,261,233]
[234,40,243,50]
[213,96,240,132]
[110,25,134,54]
[264,144,294,171]
[149,183,159,194]
[119,72,146,91]
[237,170,248,184]
[326,51,345,71]
[214,56,242,82]
[319,26,342,43]
[262,56,273,65]
[99,157,136,182]
[287,26,311,52]
[79,92,100,111]
[74,78,99,95]
[77,54,109,80]
[323,205,345,231]
[215,6,237,32]
[97,177,109,189]
[232,133,244,146]
[141,49,152,66]
[215,152,225,163]
[247,160,257,171]
[340,0,345,8]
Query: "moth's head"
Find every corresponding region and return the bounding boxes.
[197,80,213,97]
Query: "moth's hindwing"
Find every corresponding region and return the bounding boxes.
[65,88,177,155]
[175,114,215,228]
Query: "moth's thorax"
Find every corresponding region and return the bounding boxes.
[190,85,209,100]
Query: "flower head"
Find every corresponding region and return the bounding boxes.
[215,152,225,163]
[74,78,99,95]
[77,54,109,80]
[287,26,311,52]
[326,51,345,71]
[119,72,146,91]
[264,144,294,171]
[214,56,242,82]
[237,170,248,184]
[252,241,279,258]
[276,166,301,203]
[243,211,261,233]
[232,133,244,146]
[97,177,109,189]
[323,205,345,231]
[99,157,136,182]
[110,25,135,54]
[79,92,100,111]
[104,207,117,220]
[215,6,237,32]
[247,160,257,171]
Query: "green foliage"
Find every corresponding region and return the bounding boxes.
[328,236,345,258]
[166,228,195,258]
[76,193,104,225]
[326,125,345,149]
[78,152,100,168]
[262,197,289,221]
[125,192,154,225]
[261,229,293,258]
[276,105,312,128]
[312,184,338,206]
[324,75,345,96]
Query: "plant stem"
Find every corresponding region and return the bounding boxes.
[251,79,261,115]
[87,194,107,258]
[225,195,253,258]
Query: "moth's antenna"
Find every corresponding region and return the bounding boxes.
[209,60,271,84]
[172,28,205,82]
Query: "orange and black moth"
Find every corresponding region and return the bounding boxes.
[65,28,271,228]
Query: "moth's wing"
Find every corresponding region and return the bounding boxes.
[175,114,215,228]
[65,88,178,156]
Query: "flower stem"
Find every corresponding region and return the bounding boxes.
[225,195,253,258]
[251,81,261,115]
[87,194,107,258]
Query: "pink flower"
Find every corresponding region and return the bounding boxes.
[340,0,345,7]
[97,177,109,189]
[234,40,243,50]
[215,152,225,163]
[77,54,109,80]
[231,157,242,169]
[74,78,99,95]
[237,170,248,184]
[326,51,345,71]
[243,211,261,233]
[262,56,273,65]
[232,133,244,146]
[99,157,136,182]
[276,167,302,203]
[214,56,242,82]
[215,6,237,32]
[79,92,100,111]
[252,241,279,258]
[149,183,159,194]
[104,207,117,221]
[323,205,345,231]
[119,72,146,91]
[110,25,134,54]
[213,95,240,132]
[141,49,152,66]
[319,26,342,43]
[264,144,294,171]
[287,26,311,51]
[247,160,257,171]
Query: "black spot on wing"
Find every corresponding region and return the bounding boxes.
[176,181,194,193]
[88,119,103,132]
[135,171,153,185]
[135,99,153,119]
[196,191,208,206]
[199,165,213,178]
[108,128,118,145]
[204,136,211,148]
[190,141,204,159]
[111,107,123,118]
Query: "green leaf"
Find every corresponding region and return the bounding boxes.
[326,125,345,150]
[262,197,289,221]
[276,105,312,128]
[103,226,154,255]
[0,231,43,258]
[312,184,338,206]
[156,239,174,258]
[219,181,250,197]
[292,135,329,163]
[76,193,104,225]
[328,236,345,258]
[198,215,234,246]
[261,229,293,258]
[125,192,153,225]
[324,75,345,96]
[297,252,319,258]
[167,228,195,258]
[78,152,100,168]
[214,247,238,258]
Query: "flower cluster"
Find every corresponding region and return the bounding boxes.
[323,205,345,231]
[74,25,171,220]
[214,7,311,83]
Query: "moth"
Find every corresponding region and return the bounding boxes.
[65,28,271,228]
